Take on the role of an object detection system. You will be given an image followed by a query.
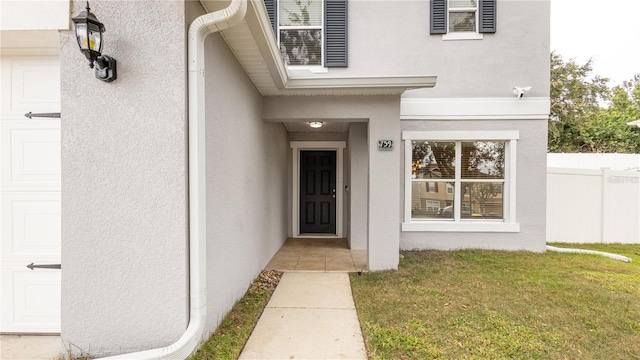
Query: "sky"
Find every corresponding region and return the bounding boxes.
[550,0,640,85]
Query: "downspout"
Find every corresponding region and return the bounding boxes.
[100,1,247,359]
[546,245,632,263]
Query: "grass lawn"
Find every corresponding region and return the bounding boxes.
[350,244,640,360]
[189,270,282,360]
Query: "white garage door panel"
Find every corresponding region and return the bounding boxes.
[1,54,61,334]
[1,121,61,189]
[0,268,61,333]
[9,57,60,112]
[1,194,61,257]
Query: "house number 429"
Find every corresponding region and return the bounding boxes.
[377,140,393,150]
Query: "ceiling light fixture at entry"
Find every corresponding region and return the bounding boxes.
[309,121,323,129]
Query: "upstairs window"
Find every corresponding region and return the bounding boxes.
[278,0,323,65]
[449,0,477,32]
[265,0,348,67]
[430,0,496,39]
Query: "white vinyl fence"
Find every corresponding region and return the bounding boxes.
[547,167,640,243]
[548,153,640,170]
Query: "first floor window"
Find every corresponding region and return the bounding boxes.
[403,131,519,231]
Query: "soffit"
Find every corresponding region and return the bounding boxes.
[199,0,437,96]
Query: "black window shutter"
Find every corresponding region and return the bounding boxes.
[430,0,447,34]
[324,0,348,67]
[264,0,277,35]
[478,0,496,33]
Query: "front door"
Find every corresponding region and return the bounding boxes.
[299,151,336,234]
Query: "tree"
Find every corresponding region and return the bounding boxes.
[471,183,501,214]
[549,51,610,152]
[581,75,640,153]
[549,52,640,153]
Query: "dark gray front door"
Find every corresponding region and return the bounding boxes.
[299,150,337,234]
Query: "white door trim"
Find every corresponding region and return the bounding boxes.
[291,141,346,238]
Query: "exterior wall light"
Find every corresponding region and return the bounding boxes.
[72,2,117,82]
[309,121,323,129]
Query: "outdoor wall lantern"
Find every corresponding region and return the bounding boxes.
[72,2,117,82]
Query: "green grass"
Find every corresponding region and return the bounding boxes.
[351,244,640,360]
[189,270,282,360]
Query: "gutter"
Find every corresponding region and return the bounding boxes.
[99,1,247,358]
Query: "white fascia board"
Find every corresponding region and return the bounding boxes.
[245,0,437,93]
[0,1,70,31]
[401,97,551,120]
[402,130,519,141]
[286,75,437,90]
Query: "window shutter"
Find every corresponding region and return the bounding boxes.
[324,0,348,67]
[478,0,496,33]
[264,0,277,35]
[430,0,447,35]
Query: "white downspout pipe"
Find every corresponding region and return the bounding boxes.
[547,245,632,263]
[100,1,247,359]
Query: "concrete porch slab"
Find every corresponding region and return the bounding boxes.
[265,238,367,272]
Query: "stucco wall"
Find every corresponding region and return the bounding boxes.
[61,0,189,356]
[325,0,550,99]
[348,123,368,250]
[203,32,289,333]
[400,119,547,252]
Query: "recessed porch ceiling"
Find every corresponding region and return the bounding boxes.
[281,121,354,133]
[198,0,437,97]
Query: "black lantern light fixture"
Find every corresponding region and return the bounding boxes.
[72,2,117,82]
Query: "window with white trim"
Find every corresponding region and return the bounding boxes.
[403,131,519,232]
[265,0,348,67]
[430,0,496,40]
[278,0,323,65]
[449,0,478,33]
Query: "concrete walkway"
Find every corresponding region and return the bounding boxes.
[0,335,61,360]
[239,272,367,360]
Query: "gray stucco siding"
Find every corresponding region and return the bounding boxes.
[61,0,190,356]
[203,32,289,333]
[323,0,550,99]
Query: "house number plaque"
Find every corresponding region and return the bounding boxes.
[377,140,393,151]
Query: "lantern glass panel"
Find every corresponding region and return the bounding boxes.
[75,23,89,50]
[88,23,103,52]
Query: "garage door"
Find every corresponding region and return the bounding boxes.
[0,55,61,333]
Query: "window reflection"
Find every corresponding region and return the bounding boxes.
[411,141,456,179]
[411,181,455,219]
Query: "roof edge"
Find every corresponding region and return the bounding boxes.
[243,0,438,94]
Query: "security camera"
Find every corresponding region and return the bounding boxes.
[513,86,532,99]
